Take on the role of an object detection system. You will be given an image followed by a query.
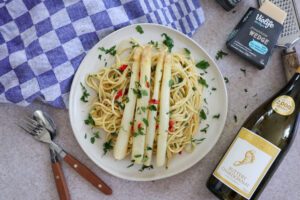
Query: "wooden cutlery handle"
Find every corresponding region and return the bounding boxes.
[63,154,112,195]
[51,162,70,200]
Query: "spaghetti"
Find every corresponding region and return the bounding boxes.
[86,39,203,167]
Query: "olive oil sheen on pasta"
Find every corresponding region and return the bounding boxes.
[207,68,300,200]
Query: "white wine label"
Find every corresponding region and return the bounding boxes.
[272,95,295,116]
[213,128,280,199]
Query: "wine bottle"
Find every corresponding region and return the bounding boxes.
[207,67,300,200]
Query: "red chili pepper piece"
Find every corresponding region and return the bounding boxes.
[149,99,159,104]
[155,124,159,130]
[115,90,123,99]
[169,120,175,132]
[146,81,150,88]
[137,122,142,129]
[119,64,128,72]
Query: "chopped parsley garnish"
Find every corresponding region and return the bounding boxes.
[148,40,158,48]
[84,114,95,126]
[204,98,208,104]
[134,126,145,137]
[99,45,117,56]
[161,33,174,52]
[84,133,87,139]
[134,154,142,158]
[234,115,238,123]
[141,106,147,112]
[133,88,148,98]
[103,139,113,155]
[98,54,102,60]
[244,88,248,93]
[213,114,220,119]
[224,77,229,83]
[215,50,228,60]
[184,48,191,58]
[148,105,157,111]
[196,60,210,70]
[135,25,144,34]
[130,41,139,49]
[116,101,125,110]
[139,165,153,172]
[90,131,100,144]
[169,79,174,87]
[200,109,207,120]
[127,162,134,168]
[191,137,206,144]
[244,104,248,109]
[212,87,217,91]
[240,68,246,76]
[200,124,210,133]
[80,82,90,103]
[146,146,152,151]
[142,118,149,127]
[192,87,197,91]
[198,77,208,88]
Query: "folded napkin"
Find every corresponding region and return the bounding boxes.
[0,0,205,108]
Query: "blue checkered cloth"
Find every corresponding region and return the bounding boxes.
[0,0,205,108]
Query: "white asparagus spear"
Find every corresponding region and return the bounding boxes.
[156,54,172,167]
[131,46,152,164]
[113,47,142,160]
[144,52,165,166]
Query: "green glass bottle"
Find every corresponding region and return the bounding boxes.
[207,68,300,200]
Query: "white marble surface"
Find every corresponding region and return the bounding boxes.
[1,1,300,200]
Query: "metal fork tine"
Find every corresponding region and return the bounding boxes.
[25,116,39,126]
[17,124,36,136]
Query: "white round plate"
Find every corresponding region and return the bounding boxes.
[69,23,228,181]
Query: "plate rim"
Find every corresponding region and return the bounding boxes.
[69,23,228,181]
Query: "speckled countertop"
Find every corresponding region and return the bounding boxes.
[1,1,300,200]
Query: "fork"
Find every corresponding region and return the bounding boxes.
[19,117,112,195]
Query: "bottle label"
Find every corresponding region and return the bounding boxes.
[213,128,281,199]
[272,95,295,116]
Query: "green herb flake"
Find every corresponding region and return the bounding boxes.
[169,79,174,87]
[215,50,228,60]
[244,105,248,109]
[192,87,197,91]
[244,88,248,93]
[127,163,134,168]
[84,114,95,126]
[141,106,147,112]
[213,114,220,119]
[134,154,142,158]
[84,133,87,139]
[99,45,117,56]
[135,25,144,34]
[240,68,246,76]
[103,139,113,155]
[196,60,210,70]
[212,87,217,91]
[130,41,139,49]
[98,54,102,60]
[90,137,96,144]
[200,109,207,120]
[198,77,208,88]
[191,137,206,145]
[139,165,154,172]
[142,118,149,127]
[161,33,174,52]
[234,115,238,123]
[148,40,159,49]
[80,82,90,103]
[200,124,210,133]
[184,48,191,57]
[224,77,229,84]
[148,105,157,111]
[141,89,148,96]
[147,146,152,151]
